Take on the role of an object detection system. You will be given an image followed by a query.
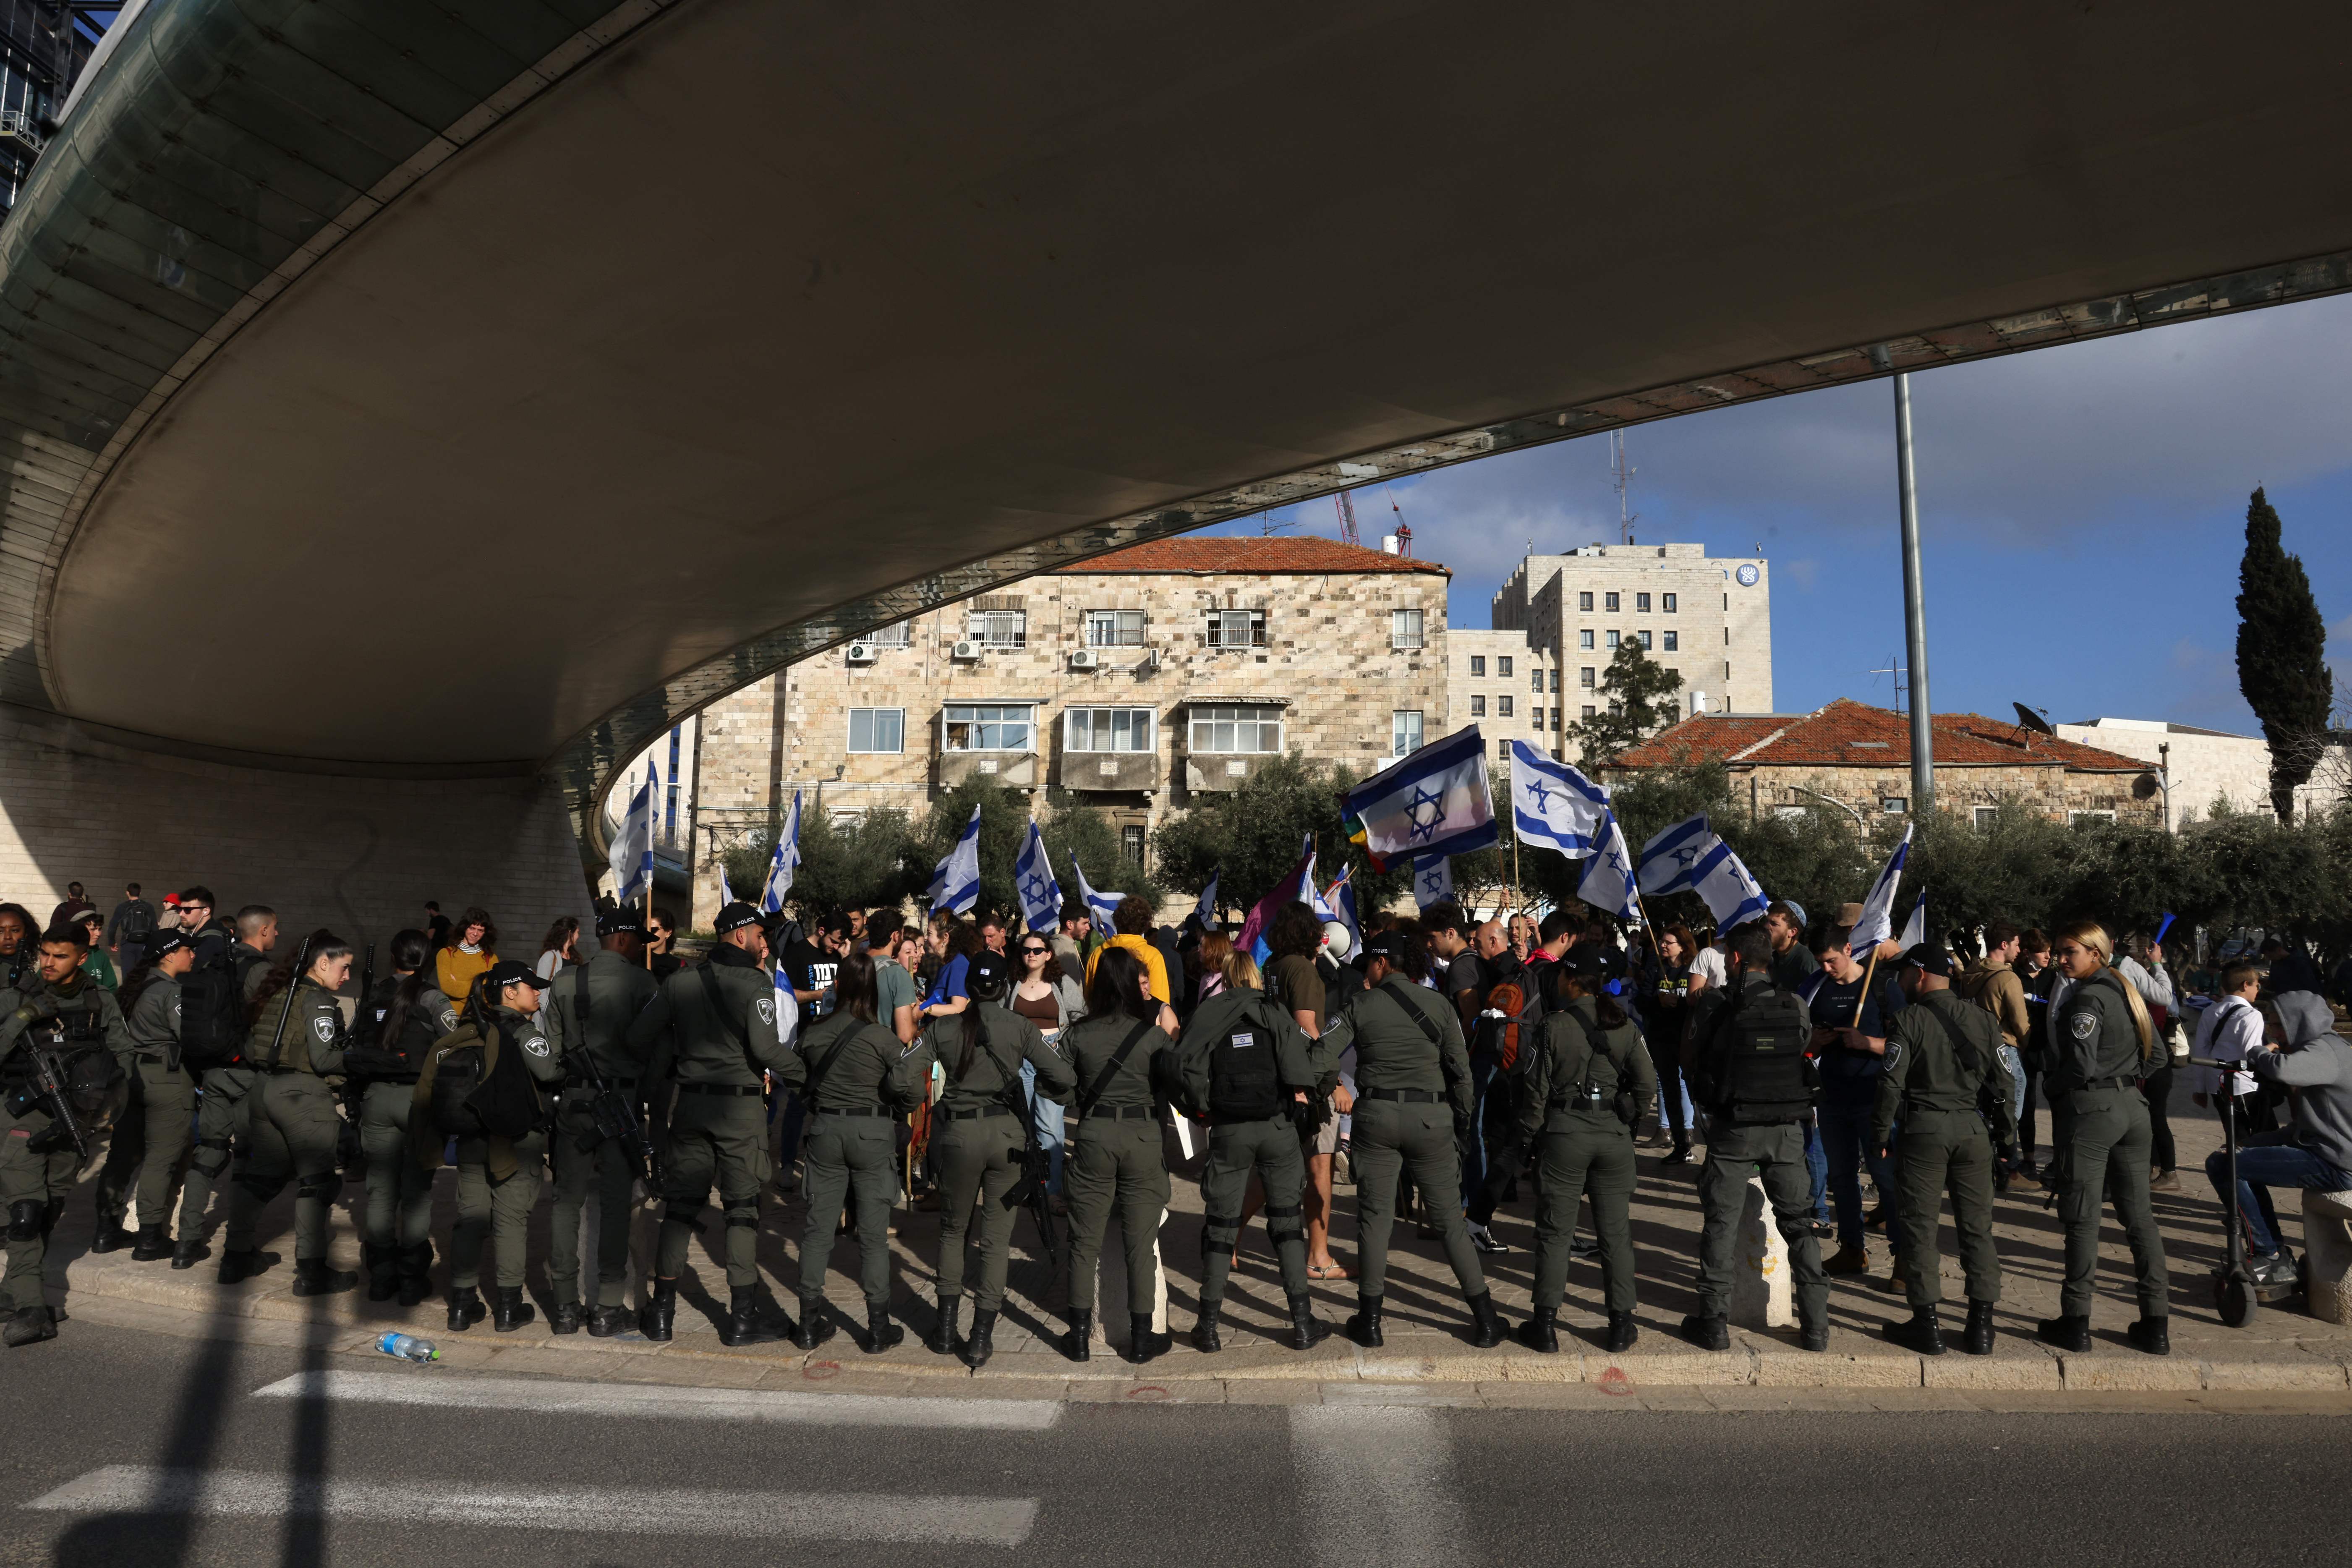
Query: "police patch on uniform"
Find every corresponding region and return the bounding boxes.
[311,1015,334,1045]
[2070,1011,2098,1040]
[755,997,776,1028]
[523,1034,549,1057]
[1882,1040,1903,1074]
[439,1007,458,1031]
[1229,1032,1256,1049]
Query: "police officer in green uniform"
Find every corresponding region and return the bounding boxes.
[791,949,923,1353]
[1058,946,1176,1364]
[2038,922,2170,1356]
[225,930,361,1296]
[90,927,198,1261]
[627,902,800,1346]
[1175,954,1333,1354]
[914,950,1075,1369]
[342,930,451,1307]
[1322,929,1505,1350]
[0,924,132,1345]
[544,911,660,1336]
[1681,923,1830,1351]
[1516,951,1656,1354]
[172,905,275,1271]
[1873,943,2015,1356]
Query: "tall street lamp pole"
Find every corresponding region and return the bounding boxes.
[1875,346,1934,814]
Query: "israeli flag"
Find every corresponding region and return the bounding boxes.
[609,774,655,904]
[1324,866,1362,961]
[1509,740,1610,855]
[1194,870,1220,928]
[1070,852,1124,930]
[717,861,736,908]
[1344,724,1498,864]
[1848,825,1913,957]
[1014,821,1062,934]
[1688,838,1769,931]
[1898,888,1929,951]
[1637,815,1715,896]
[1411,853,1453,910]
[772,963,801,1048]
[1299,836,1328,918]
[1576,809,1642,923]
[760,792,802,914]
[927,804,983,915]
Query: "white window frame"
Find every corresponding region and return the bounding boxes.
[1085,609,1146,647]
[865,621,911,647]
[1188,703,1283,754]
[941,703,1035,753]
[1638,630,1654,650]
[1579,629,1594,650]
[847,707,905,754]
[1605,630,1621,649]
[1880,796,1909,814]
[1392,710,1425,756]
[1063,706,1155,753]
[1207,609,1267,649]
[1974,806,2000,831]
[966,609,1027,648]
[2068,808,2118,824]
[1390,608,1425,650]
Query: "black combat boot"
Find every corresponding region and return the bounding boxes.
[718,1286,785,1347]
[588,1303,634,1338]
[1190,1305,1222,1354]
[1127,1312,1166,1365]
[89,1205,131,1253]
[1287,1293,1325,1351]
[549,1301,583,1335]
[2035,1313,2091,1353]
[130,1225,172,1262]
[925,1296,962,1356]
[216,1248,277,1285]
[1800,1316,1829,1353]
[1680,1312,1730,1351]
[3,1304,56,1348]
[1463,1291,1506,1349]
[864,1304,904,1354]
[447,1285,487,1332]
[1515,1304,1559,1354]
[1062,1307,1092,1363]
[292,1258,358,1298]
[170,1236,209,1270]
[491,1286,535,1332]
[1963,1300,1997,1356]
[1882,1306,1944,1356]
[792,1297,836,1351]
[1604,1310,1639,1353]
[2126,1316,2170,1356]
[365,1244,400,1302]
[640,1278,676,1342]
[395,1243,434,1308]
[962,1307,998,1369]
[1345,1295,1385,1348]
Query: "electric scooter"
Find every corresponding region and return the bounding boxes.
[2191,1054,2301,1327]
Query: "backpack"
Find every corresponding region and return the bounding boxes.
[429,1034,489,1137]
[1471,959,1543,1075]
[177,950,261,1070]
[431,1013,541,1140]
[118,902,155,941]
[1693,980,1816,1123]
[1162,993,1288,1124]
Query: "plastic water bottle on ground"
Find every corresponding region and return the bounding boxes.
[378,1331,438,1362]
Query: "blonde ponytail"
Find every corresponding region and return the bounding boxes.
[2058,920,2156,1061]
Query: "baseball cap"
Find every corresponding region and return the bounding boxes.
[142,928,192,962]
[484,959,550,992]
[1900,943,1953,978]
[596,908,648,938]
[714,901,762,936]
[1362,930,1411,963]
[967,950,1012,995]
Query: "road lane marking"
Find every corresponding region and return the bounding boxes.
[27,1467,1039,1545]
[252,1370,1061,1429]
[1289,1405,1466,1568]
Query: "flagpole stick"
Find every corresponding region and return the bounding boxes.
[1852,946,1880,1027]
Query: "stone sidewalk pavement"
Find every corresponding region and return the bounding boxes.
[45,1083,2352,1401]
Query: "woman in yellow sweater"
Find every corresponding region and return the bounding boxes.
[435,906,498,1015]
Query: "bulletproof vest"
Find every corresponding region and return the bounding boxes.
[430,1035,489,1137]
[1705,980,1815,1123]
[1206,998,1286,1123]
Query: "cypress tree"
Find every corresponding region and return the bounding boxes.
[2234,487,2333,822]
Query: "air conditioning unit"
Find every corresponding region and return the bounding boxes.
[845,642,877,665]
[951,640,983,661]
[1145,647,1162,670]
[1069,648,1100,671]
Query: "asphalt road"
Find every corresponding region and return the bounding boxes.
[4,1319,2343,1568]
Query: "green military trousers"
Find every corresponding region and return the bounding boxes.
[657,1092,769,1289]
[452,1129,546,1290]
[1350,1098,1485,1301]
[797,1113,899,1310]
[0,1101,76,1311]
[94,1058,196,1231]
[229,1072,343,1262]
[175,1065,254,1243]
[1696,1121,1829,1326]
[1198,1116,1309,1309]
[2050,1085,2167,1320]
[1533,1111,1638,1314]
[1895,1106,2001,1309]
[550,1098,639,1309]
[932,1111,1025,1313]
[1065,1116,1171,1308]
[360,1081,432,1251]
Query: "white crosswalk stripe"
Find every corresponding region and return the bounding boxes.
[1289,1405,1466,1568]
[27,1467,1040,1546]
[252,1370,1061,1429]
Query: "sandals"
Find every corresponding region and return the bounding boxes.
[1306,1261,1352,1281]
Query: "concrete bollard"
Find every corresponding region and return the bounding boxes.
[1730,1174,1793,1329]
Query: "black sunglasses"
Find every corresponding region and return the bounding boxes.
[1019,945,1050,956]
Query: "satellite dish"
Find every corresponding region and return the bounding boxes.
[2132,772,2160,800]
[2012,703,2056,736]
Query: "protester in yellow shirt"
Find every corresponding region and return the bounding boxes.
[1083,896,1170,1004]
[435,905,498,1015]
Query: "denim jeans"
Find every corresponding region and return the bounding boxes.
[771,1091,807,1182]
[1019,1058,1066,1194]
[1818,1088,1902,1254]
[1804,1115,1829,1221]
[1997,1045,2025,1141]
[2203,1129,2352,1255]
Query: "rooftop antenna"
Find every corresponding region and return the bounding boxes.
[1610,430,1638,546]
[1334,491,1360,547]
[1869,653,1909,716]
[1260,506,1295,536]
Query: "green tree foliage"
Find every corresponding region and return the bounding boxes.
[721,804,926,919]
[1565,640,1685,763]
[2234,486,2334,821]
[1151,753,1411,917]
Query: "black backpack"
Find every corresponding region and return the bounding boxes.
[1473,958,1544,1077]
[118,902,155,941]
[177,951,261,1070]
[1695,980,1815,1123]
[431,1006,542,1141]
[1206,997,1286,1123]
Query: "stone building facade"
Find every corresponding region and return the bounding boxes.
[2056,716,2349,828]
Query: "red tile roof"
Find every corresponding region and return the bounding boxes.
[1612,698,2151,772]
[1052,536,1449,577]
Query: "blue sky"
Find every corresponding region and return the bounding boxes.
[1206,292,2352,733]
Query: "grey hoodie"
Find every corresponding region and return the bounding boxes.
[2253,991,2352,1176]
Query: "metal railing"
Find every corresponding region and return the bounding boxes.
[0,111,44,153]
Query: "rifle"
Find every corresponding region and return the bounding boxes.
[1009,1050,1066,1280]
[26,1038,89,1161]
[564,973,664,1192]
[265,934,316,1071]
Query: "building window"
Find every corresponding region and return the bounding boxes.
[1499,695,1514,718]
[2068,808,2118,824]
[1549,670,1560,693]
[664,725,681,839]
[1392,710,1424,755]
[1497,740,1509,759]
[848,708,906,753]
[1497,655,1514,677]
[942,703,1033,751]
[867,621,911,647]
[1974,806,1999,831]
[1207,609,1267,648]
[1580,667,1596,688]
[1604,591,1620,612]
[1880,796,1908,814]
[1663,630,1678,651]
[1636,592,1651,612]
[1578,591,1594,611]
[1581,704,1597,719]
[1391,608,1425,650]
[1064,707,1153,753]
[1086,609,1146,647]
[966,609,1027,647]
[1579,629,1594,650]
[1121,823,1146,866]
[1637,630,1653,650]
[1470,695,1486,717]
[1605,630,1620,649]
[1189,703,1283,753]
[1469,655,1485,677]
[1662,593,1677,613]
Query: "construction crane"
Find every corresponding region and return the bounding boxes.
[1333,491,1360,546]
[1384,483,1413,556]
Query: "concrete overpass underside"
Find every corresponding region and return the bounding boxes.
[0,0,2347,938]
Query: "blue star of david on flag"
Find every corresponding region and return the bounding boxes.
[1405,784,1448,843]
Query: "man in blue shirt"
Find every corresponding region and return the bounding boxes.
[1808,924,1908,1284]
